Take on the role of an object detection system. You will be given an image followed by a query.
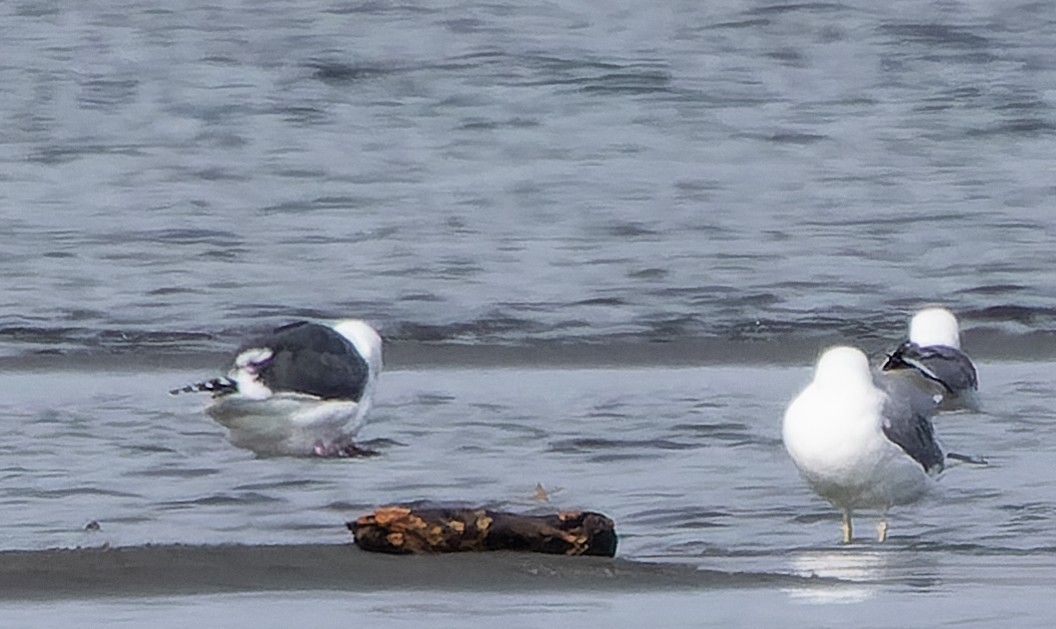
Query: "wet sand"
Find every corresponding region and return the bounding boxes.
[0,543,823,600]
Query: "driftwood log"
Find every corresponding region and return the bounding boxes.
[349,506,617,557]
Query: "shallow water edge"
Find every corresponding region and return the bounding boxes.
[0,543,824,600]
[2,326,1053,374]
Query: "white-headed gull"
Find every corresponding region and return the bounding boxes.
[172,319,382,457]
[784,346,945,543]
[882,307,979,411]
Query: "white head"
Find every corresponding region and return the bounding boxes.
[909,307,961,349]
[333,319,383,376]
[812,346,874,391]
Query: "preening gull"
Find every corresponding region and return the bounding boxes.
[783,346,944,543]
[882,307,979,411]
[171,320,383,457]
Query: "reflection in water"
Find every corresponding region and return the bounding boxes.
[784,547,940,604]
[785,549,889,604]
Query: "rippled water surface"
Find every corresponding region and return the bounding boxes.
[1,0,1056,355]
[6,360,1056,554]
[2,0,1056,625]
[3,360,1056,626]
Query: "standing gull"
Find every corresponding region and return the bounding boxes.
[882,307,979,411]
[783,346,944,543]
[171,319,383,457]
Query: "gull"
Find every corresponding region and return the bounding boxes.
[882,307,979,411]
[171,319,382,457]
[783,346,944,543]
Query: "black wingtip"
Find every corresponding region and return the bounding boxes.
[881,342,912,372]
[947,451,988,466]
[880,354,898,371]
[168,378,237,397]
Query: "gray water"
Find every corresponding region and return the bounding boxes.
[3,361,1056,626]
[2,0,1056,626]
[2,0,1056,355]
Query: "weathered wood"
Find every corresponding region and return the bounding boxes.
[348,506,618,557]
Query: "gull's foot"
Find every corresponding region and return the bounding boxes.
[312,437,379,458]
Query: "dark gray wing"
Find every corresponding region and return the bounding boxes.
[882,341,978,394]
[877,371,945,475]
[240,321,369,401]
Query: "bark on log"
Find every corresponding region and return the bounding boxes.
[348,506,617,557]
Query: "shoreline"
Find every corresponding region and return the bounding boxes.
[0,543,826,599]
[0,329,1053,373]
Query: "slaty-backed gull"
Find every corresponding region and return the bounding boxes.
[882,307,979,411]
[171,319,382,457]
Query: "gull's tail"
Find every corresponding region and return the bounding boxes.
[169,377,238,396]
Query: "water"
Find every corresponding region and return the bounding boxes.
[5,361,1054,555]
[2,0,1056,355]
[2,0,1056,625]
[3,361,1056,625]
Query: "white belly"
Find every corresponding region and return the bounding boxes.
[783,391,932,512]
[207,394,362,456]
